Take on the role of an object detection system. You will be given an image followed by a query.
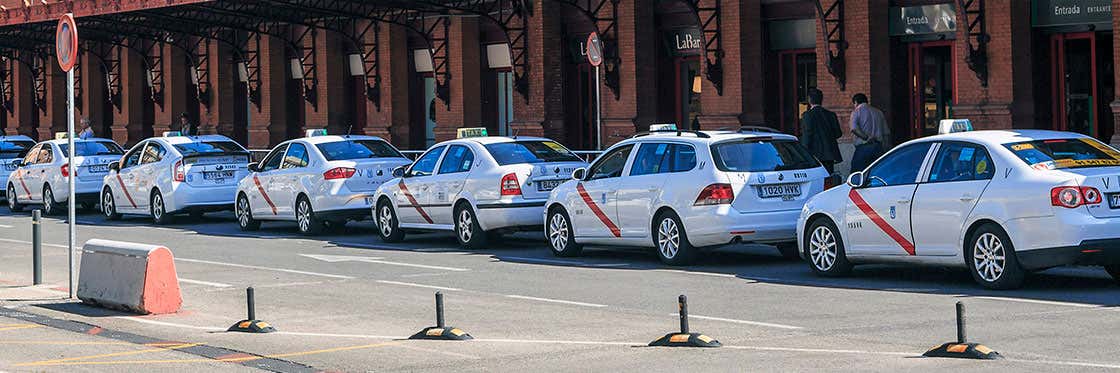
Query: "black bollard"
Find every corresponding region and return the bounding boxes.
[648,294,720,347]
[247,287,256,321]
[923,301,999,359]
[227,286,274,333]
[436,292,445,329]
[32,210,41,285]
[956,301,966,344]
[409,291,472,340]
[678,295,689,334]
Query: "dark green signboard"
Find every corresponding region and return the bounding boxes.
[1032,0,1112,29]
[888,4,957,36]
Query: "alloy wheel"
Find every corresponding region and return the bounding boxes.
[973,232,1006,283]
[7,185,16,209]
[43,189,53,214]
[297,200,311,232]
[237,197,251,227]
[457,209,473,243]
[809,225,837,271]
[102,191,114,217]
[549,213,569,252]
[379,205,393,237]
[152,194,164,220]
[657,217,680,259]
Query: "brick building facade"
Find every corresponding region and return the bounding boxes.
[2,0,1119,171]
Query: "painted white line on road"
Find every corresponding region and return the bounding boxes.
[178,278,233,288]
[472,338,639,346]
[959,295,1103,309]
[722,345,911,356]
[0,224,13,228]
[677,314,804,330]
[497,256,628,267]
[175,258,355,280]
[0,238,69,249]
[361,259,470,272]
[652,269,741,279]
[115,316,224,331]
[376,280,461,291]
[1005,358,1120,370]
[505,295,607,308]
[302,253,469,272]
[275,331,406,339]
[335,242,459,252]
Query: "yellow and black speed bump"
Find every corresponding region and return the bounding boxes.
[410,326,473,340]
[924,342,1000,359]
[648,332,720,348]
[228,319,276,334]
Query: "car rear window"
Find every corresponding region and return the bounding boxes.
[484,141,582,165]
[59,141,125,157]
[1003,138,1120,170]
[0,140,34,158]
[173,141,246,156]
[315,139,404,161]
[711,139,820,172]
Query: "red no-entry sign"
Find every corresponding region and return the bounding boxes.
[585,32,603,67]
[56,13,78,72]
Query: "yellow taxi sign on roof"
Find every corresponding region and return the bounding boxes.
[650,123,677,131]
[54,132,69,140]
[937,119,972,134]
[305,129,328,137]
[162,131,183,137]
[457,127,488,138]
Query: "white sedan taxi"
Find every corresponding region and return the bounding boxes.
[373,128,588,249]
[6,135,124,214]
[545,126,830,265]
[798,129,1120,289]
[235,131,411,234]
[101,133,250,224]
[0,135,35,201]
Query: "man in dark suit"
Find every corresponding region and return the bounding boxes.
[799,88,842,174]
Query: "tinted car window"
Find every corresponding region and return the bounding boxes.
[0,140,34,159]
[38,147,53,164]
[1003,138,1120,170]
[438,145,474,174]
[260,145,288,172]
[410,146,446,176]
[865,143,933,187]
[22,145,40,165]
[59,141,124,157]
[484,141,581,165]
[140,143,166,164]
[283,143,310,168]
[631,143,670,176]
[121,144,144,168]
[711,139,819,172]
[928,143,994,182]
[173,141,246,156]
[587,144,633,181]
[669,144,697,172]
[315,140,404,161]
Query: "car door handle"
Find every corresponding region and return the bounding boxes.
[897,199,911,204]
[647,187,659,192]
[960,195,975,202]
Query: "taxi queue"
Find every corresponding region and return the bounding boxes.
[3,121,1120,290]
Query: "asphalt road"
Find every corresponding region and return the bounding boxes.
[1,207,1119,372]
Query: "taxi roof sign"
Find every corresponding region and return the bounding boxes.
[162,131,183,137]
[650,123,678,132]
[54,132,69,140]
[938,119,973,135]
[306,129,328,137]
[457,127,488,138]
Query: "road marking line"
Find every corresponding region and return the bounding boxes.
[174,258,355,279]
[652,269,740,278]
[361,259,470,272]
[15,342,401,367]
[274,331,406,339]
[678,314,804,330]
[498,256,627,267]
[113,317,225,331]
[0,224,13,228]
[505,294,607,308]
[178,278,233,288]
[0,324,43,332]
[376,280,461,291]
[0,341,135,345]
[959,295,1103,309]
[473,338,638,346]
[0,238,69,248]
[1005,358,1120,370]
[721,345,911,356]
[16,343,200,366]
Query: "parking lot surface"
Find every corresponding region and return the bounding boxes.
[1,209,1119,372]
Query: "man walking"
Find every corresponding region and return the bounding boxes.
[799,88,842,174]
[179,112,196,136]
[849,93,889,172]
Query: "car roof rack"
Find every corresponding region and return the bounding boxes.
[631,129,711,139]
[737,126,782,134]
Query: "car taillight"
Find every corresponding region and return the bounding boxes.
[1051,186,1101,208]
[694,183,734,206]
[500,173,522,196]
[323,167,356,180]
[60,163,69,177]
[172,160,185,182]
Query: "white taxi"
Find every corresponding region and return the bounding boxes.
[6,135,124,215]
[235,132,411,234]
[373,129,588,249]
[797,129,1120,289]
[101,133,250,224]
[0,135,35,202]
[545,126,830,265]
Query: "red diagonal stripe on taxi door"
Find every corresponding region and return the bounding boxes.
[252,175,278,215]
[577,183,620,238]
[398,180,433,224]
[848,189,915,255]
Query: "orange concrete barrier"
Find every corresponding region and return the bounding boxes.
[77,239,182,315]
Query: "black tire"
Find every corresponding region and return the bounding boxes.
[776,242,801,260]
[1105,265,1120,285]
[653,211,697,265]
[967,224,1026,290]
[235,194,260,231]
[101,187,121,220]
[150,190,172,225]
[41,185,58,216]
[7,183,23,212]
[295,196,323,235]
[804,218,853,277]
[454,204,488,249]
[375,199,405,243]
[546,207,582,257]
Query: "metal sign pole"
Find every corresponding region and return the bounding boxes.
[595,65,601,151]
[67,68,76,299]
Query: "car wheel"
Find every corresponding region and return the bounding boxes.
[150,190,172,225]
[967,224,1026,290]
[454,204,488,250]
[547,207,582,257]
[805,218,853,277]
[295,196,323,235]
[7,184,23,212]
[776,242,801,260]
[236,194,260,231]
[654,211,696,265]
[375,200,404,243]
[41,185,58,216]
[101,187,121,220]
[1105,265,1120,285]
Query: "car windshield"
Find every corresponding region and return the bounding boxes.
[0,140,34,158]
[59,141,125,157]
[173,141,246,156]
[1003,138,1120,170]
[711,139,820,172]
[484,141,581,165]
[315,139,405,161]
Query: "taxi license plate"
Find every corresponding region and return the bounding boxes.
[88,164,109,173]
[203,170,235,180]
[364,197,376,205]
[759,184,802,199]
[1110,193,1120,209]
[536,179,563,192]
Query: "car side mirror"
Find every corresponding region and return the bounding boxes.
[108,162,120,172]
[847,171,865,188]
[247,162,259,172]
[571,167,586,180]
[392,166,407,178]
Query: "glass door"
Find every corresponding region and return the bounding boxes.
[778,50,817,135]
[1051,32,1098,138]
[674,56,702,130]
[907,41,955,138]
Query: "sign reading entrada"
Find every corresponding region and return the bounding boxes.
[888,4,956,36]
[1033,0,1112,28]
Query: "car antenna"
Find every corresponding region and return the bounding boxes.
[511,127,519,139]
[346,123,353,138]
